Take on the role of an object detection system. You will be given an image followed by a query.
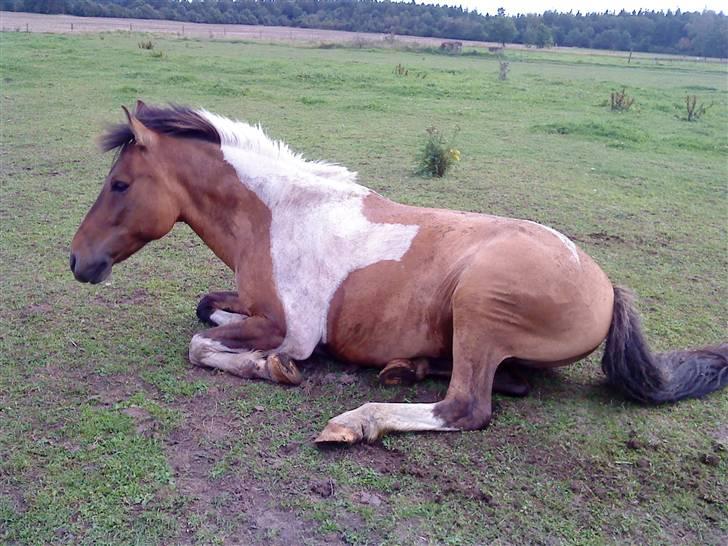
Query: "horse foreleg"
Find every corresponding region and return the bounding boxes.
[316,357,499,444]
[196,291,249,326]
[188,319,302,385]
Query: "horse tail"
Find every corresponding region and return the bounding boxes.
[601,286,728,404]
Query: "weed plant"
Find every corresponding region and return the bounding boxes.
[416,126,460,177]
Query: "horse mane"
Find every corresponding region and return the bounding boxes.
[100,104,221,152]
[100,103,357,183]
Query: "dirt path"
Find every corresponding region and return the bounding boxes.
[2,10,721,63]
[0,10,505,48]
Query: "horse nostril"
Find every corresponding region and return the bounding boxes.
[69,253,77,273]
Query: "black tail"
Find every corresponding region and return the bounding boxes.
[601,286,728,404]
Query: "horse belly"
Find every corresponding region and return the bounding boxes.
[325,262,453,366]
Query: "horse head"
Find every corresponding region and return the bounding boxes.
[70,101,181,283]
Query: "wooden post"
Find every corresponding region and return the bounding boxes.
[627,50,632,64]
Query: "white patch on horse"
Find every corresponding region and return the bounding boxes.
[199,111,419,360]
[524,220,580,265]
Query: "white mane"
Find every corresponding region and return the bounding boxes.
[196,109,358,184]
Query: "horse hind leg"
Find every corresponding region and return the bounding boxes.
[316,314,505,444]
[493,359,530,397]
[196,291,249,326]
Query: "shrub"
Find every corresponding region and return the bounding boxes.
[138,40,154,50]
[610,87,634,112]
[416,126,460,178]
[498,60,510,81]
[394,63,408,76]
[683,95,712,121]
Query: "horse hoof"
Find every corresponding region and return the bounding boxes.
[315,422,362,445]
[378,358,417,386]
[267,354,303,385]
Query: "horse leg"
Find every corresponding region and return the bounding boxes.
[196,291,248,326]
[188,319,302,385]
[493,360,530,397]
[316,306,504,444]
[378,358,429,386]
[377,357,528,397]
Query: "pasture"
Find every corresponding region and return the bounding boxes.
[1,30,726,545]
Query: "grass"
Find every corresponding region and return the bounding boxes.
[1,31,726,545]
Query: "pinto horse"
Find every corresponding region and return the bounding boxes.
[70,102,727,444]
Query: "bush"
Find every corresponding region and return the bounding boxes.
[416,126,460,178]
[138,40,154,50]
[683,95,712,121]
[498,60,510,81]
[610,87,634,112]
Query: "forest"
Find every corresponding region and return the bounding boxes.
[3,0,727,57]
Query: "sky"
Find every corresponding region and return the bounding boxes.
[433,1,725,15]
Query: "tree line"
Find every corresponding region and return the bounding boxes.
[3,0,727,58]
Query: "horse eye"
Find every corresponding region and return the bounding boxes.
[111,180,129,193]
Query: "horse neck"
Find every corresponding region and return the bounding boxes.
[171,140,272,270]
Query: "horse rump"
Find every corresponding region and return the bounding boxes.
[601,286,727,404]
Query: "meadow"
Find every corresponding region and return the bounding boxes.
[0,30,726,545]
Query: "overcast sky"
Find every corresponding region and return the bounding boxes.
[434,1,724,15]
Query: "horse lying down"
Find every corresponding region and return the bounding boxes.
[70,102,727,445]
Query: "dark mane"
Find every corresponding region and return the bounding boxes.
[100,104,221,152]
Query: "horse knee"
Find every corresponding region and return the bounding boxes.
[433,396,492,430]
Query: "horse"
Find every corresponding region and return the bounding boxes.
[70,102,727,444]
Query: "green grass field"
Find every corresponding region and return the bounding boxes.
[1,31,726,545]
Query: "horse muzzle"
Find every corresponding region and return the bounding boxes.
[69,252,112,284]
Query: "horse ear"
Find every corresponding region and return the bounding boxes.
[121,104,156,148]
[135,99,147,114]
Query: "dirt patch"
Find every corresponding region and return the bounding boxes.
[18,302,53,319]
[91,287,153,307]
[85,372,148,407]
[120,406,159,436]
[162,370,340,544]
[585,231,627,245]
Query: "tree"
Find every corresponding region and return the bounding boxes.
[491,13,516,46]
[524,21,553,48]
